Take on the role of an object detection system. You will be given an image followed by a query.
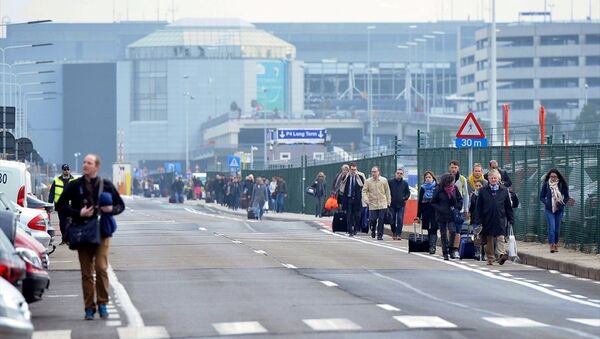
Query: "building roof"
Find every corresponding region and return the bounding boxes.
[127,18,295,60]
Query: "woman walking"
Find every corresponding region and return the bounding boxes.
[540,168,570,253]
[251,177,269,220]
[311,172,327,217]
[431,173,463,260]
[416,171,438,254]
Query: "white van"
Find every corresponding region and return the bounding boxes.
[0,160,32,208]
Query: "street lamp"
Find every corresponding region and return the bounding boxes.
[183,75,195,174]
[433,31,446,111]
[250,146,258,170]
[74,152,81,173]
[366,25,376,153]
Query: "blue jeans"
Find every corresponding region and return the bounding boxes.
[270,198,277,212]
[276,193,285,213]
[392,206,405,237]
[545,209,564,244]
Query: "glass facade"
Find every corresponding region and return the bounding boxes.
[132,60,168,121]
[540,35,579,45]
[540,78,579,88]
[540,57,579,67]
[497,58,534,68]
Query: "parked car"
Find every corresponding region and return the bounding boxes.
[0,277,34,339]
[0,160,33,208]
[0,221,26,290]
[14,227,49,303]
[12,202,51,249]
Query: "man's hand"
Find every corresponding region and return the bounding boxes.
[100,205,113,213]
[80,206,94,217]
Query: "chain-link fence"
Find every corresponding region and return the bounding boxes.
[417,144,600,253]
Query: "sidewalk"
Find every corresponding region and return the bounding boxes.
[192,200,600,281]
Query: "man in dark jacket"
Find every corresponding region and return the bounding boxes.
[48,164,76,243]
[56,154,125,320]
[388,168,411,240]
[484,160,512,188]
[171,176,185,203]
[431,173,463,260]
[475,169,514,265]
[275,177,288,213]
[339,162,367,236]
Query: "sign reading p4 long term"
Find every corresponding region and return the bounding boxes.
[277,128,327,144]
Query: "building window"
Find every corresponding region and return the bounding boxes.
[461,74,475,85]
[540,78,579,88]
[477,80,488,91]
[586,56,600,66]
[497,58,533,68]
[585,34,600,44]
[476,101,488,111]
[541,99,578,109]
[461,55,475,66]
[497,36,533,47]
[132,60,168,121]
[507,100,534,110]
[498,79,534,89]
[587,78,600,88]
[540,57,579,67]
[540,35,579,45]
[279,152,291,160]
[476,59,489,71]
[476,38,488,50]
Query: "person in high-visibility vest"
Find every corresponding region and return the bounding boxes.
[48,164,76,244]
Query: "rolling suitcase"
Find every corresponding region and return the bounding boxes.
[459,233,475,259]
[169,195,176,203]
[360,207,369,233]
[332,211,347,233]
[408,222,429,253]
[247,208,256,220]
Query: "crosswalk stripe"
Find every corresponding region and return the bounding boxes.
[320,280,338,287]
[212,321,268,335]
[567,318,600,327]
[482,317,548,327]
[393,316,457,328]
[555,289,572,293]
[117,326,170,339]
[377,304,401,312]
[303,318,361,331]
[33,330,71,339]
[107,320,122,327]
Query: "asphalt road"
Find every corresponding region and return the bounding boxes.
[30,197,600,338]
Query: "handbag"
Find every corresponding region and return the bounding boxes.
[453,208,464,225]
[305,186,316,196]
[67,178,104,250]
[384,208,394,225]
[507,224,518,258]
[324,196,339,210]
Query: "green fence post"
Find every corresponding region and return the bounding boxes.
[536,145,542,242]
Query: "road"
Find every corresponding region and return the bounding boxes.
[30,196,600,338]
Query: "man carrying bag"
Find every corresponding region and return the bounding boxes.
[56,154,125,320]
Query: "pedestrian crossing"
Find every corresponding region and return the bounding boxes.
[31,316,600,338]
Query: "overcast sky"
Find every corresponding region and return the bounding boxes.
[5,0,600,23]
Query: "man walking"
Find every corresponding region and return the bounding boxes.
[275,176,288,213]
[484,159,512,188]
[48,164,76,244]
[56,154,125,320]
[388,168,411,240]
[448,160,469,258]
[339,162,366,236]
[362,166,391,240]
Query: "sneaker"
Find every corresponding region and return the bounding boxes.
[443,255,449,261]
[98,304,108,319]
[84,308,95,320]
[371,232,376,239]
[453,250,460,259]
[449,251,456,259]
[429,248,436,255]
[498,254,508,265]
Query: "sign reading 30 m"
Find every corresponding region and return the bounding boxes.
[276,128,327,144]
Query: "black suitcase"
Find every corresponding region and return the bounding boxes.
[332,211,347,232]
[169,196,176,203]
[408,222,429,253]
[247,209,256,220]
[360,207,369,233]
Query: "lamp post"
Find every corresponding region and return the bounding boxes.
[406,41,418,118]
[74,152,81,173]
[366,25,376,153]
[489,0,498,145]
[423,34,436,133]
[433,31,446,111]
[250,146,258,170]
[183,75,194,174]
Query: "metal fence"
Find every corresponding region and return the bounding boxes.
[242,153,397,216]
[417,144,600,253]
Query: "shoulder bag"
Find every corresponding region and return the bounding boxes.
[67,178,104,250]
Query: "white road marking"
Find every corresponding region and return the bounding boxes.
[320,280,338,287]
[499,273,512,277]
[567,318,600,327]
[525,280,539,283]
[320,229,600,309]
[539,284,554,287]
[197,227,207,231]
[212,321,268,335]
[549,270,560,274]
[117,326,170,339]
[394,316,457,328]
[577,278,591,281]
[46,294,78,298]
[490,269,500,273]
[303,318,361,331]
[571,295,588,299]
[107,320,122,327]
[231,240,243,244]
[109,313,121,319]
[377,304,401,312]
[282,263,298,269]
[108,265,144,327]
[33,330,71,339]
[253,250,267,255]
[590,299,600,303]
[483,317,548,327]
[555,289,572,293]
[562,274,575,278]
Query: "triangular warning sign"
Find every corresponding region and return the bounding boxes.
[228,158,239,167]
[456,112,485,138]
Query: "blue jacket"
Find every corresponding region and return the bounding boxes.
[99,192,118,237]
[540,181,570,213]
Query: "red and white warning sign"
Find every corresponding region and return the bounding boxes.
[456,112,485,138]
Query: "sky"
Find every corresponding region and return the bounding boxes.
[4,0,600,24]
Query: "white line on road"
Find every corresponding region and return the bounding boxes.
[303,318,361,331]
[212,321,268,336]
[45,294,78,298]
[482,317,549,327]
[231,240,243,244]
[549,270,560,274]
[567,319,600,327]
[377,304,401,312]
[254,250,267,255]
[590,299,600,303]
[108,265,144,327]
[571,295,589,299]
[394,316,457,328]
[319,229,600,309]
[562,274,575,278]
[32,330,72,339]
[107,320,122,327]
[320,280,338,287]
[198,227,207,231]
[117,326,170,339]
[539,283,554,287]
[282,263,298,269]
[499,273,512,277]
[555,289,572,293]
[525,280,539,283]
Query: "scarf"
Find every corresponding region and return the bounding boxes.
[444,184,456,199]
[422,181,436,201]
[490,184,499,196]
[468,174,484,191]
[549,180,564,213]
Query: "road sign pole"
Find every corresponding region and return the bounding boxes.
[468,147,473,180]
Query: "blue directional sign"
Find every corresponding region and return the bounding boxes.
[227,155,241,170]
[277,128,327,144]
[455,138,488,149]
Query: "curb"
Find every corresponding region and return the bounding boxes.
[196,202,600,281]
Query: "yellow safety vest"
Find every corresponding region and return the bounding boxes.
[53,176,76,203]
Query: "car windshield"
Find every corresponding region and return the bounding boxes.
[0,192,16,213]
